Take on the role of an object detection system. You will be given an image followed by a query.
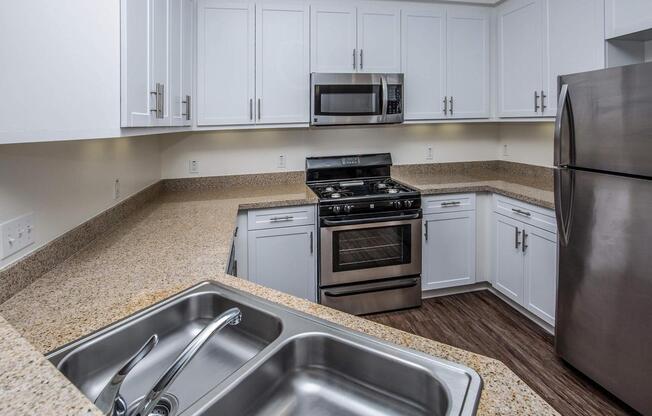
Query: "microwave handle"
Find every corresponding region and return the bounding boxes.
[381,76,388,118]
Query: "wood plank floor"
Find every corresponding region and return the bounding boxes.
[367,291,640,416]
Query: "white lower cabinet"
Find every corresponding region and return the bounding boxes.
[423,211,476,291]
[236,206,317,302]
[493,207,558,326]
[422,194,476,291]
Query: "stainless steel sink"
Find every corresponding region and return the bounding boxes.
[48,282,482,416]
[48,289,283,413]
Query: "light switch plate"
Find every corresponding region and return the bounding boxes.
[1,213,35,260]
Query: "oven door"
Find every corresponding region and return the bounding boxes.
[320,213,422,287]
[311,73,386,125]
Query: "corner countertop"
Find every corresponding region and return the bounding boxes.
[0,176,558,415]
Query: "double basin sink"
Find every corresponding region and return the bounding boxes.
[47,282,482,416]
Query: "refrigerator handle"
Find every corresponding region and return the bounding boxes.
[554,167,574,247]
[554,84,574,167]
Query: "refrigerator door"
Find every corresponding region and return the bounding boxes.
[555,168,652,415]
[556,62,652,177]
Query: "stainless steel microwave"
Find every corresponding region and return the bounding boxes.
[310,73,404,126]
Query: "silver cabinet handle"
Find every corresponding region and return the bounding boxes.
[309,231,313,254]
[424,222,429,241]
[522,230,528,253]
[150,83,165,119]
[182,95,191,121]
[443,96,448,115]
[249,98,253,121]
[269,215,294,223]
[515,227,521,249]
[512,208,532,217]
[449,96,454,115]
[534,90,540,113]
[541,90,547,113]
[359,49,363,70]
[257,98,261,120]
[441,201,461,207]
[353,49,357,70]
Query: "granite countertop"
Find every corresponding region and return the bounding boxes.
[0,175,558,415]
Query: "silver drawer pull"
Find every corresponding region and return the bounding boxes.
[441,201,461,207]
[512,208,532,217]
[269,215,294,223]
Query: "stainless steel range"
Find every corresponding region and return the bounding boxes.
[306,153,422,315]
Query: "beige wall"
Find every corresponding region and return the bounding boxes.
[160,123,502,178]
[497,123,555,167]
[0,136,160,269]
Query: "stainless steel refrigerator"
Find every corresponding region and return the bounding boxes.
[554,61,652,415]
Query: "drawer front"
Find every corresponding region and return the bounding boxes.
[423,193,476,215]
[493,195,556,233]
[247,205,316,230]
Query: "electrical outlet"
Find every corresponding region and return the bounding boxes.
[114,179,121,200]
[1,213,35,260]
[278,154,287,169]
[189,160,200,175]
[426,145,434,161]
[502,144,510,157]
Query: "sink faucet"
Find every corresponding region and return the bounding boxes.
[95,334,159,416]
[131,307,242,416]
[95,307,242,416]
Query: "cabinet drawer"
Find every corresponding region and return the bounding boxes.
[247,205,316,230]
[423,193,476,214]
[492,195,556,234]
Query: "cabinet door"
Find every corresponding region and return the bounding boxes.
[256,1,310,124]
[493,214,525,302]
[446,6,490,119]
[357,6,401,73]
[423,211,476,291]
[523,226,558,325]
[248,226,316,301]
[197,0,255,126]
[310,3,357,73]
[401,7,447,120]
[121,0,157,127]
[150,0,171,126]
[170,0,193,127]
[605,0,652,39]
[544,0,605,116]
[497,0,545,118]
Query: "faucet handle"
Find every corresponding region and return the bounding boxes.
[95,334,159,416]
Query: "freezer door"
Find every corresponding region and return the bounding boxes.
[555,168,652,415]
[555,62,652,177]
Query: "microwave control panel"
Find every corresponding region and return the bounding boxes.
[387,85,402,115]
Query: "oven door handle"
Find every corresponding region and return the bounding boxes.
[322,213,420,227]
[323,278,419,297]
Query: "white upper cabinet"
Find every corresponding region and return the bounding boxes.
[169,0,194,127]
[357,6,402,73]
[545,0,604,116]
[496,0,546,118]
[446,6,490,119]
[310,3,401,74]
[197,1,255,126]
[605,0,652,39]
[121,0,170,127]
[401,5,489,121]
[401,7,447,120]
[310,4,358,73]
[498,0,606,118]
[256,1,310,124]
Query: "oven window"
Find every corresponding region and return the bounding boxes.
[315,85,382,116]
[332,225,411,272]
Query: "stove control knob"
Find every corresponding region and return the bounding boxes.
[332,205,342,214]
[393,200,403,209]
[343,204,354,214]
[404,200,413,208]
